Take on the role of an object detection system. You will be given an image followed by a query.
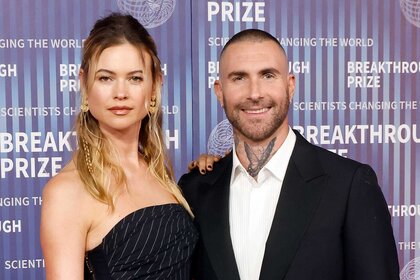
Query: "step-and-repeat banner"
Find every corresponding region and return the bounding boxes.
[0,0,418,279]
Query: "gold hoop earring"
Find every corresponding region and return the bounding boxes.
[149,96,156,113]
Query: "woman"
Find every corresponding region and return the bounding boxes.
[40,13,197,279]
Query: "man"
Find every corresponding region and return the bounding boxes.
[179,29,399,280]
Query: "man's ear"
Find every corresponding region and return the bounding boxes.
[214,80,224,108]
[287,74,296,102]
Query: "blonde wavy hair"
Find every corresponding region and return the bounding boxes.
[74,13,192,216]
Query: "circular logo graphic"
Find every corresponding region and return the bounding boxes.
[400,0,420,28]
[400,257,420,280]
[207,119,233,156]
[117,0,176,28]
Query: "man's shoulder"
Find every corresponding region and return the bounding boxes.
[293,131,369,179]
[313,144,363,170]
[179,153,232,185]
[178,153,232,198]
[294,131,362,168]
[178,168,206,188]
[309,143,380,186]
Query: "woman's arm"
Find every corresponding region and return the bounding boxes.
[40,173,90,280]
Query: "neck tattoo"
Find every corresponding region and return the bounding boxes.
[243,137,276,178]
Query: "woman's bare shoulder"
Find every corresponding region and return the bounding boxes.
[40,160,93,278]
[42,160,88,210]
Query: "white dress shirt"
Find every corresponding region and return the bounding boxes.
[229,127,296,280]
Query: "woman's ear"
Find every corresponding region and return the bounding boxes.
[152,71,163,93]
[79,69,85,83]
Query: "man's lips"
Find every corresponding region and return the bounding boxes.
[242,107,270,114]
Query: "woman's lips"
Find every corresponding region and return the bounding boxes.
[108,106,132,115]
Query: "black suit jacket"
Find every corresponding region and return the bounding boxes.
[179,131,400,280]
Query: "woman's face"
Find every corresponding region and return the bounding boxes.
[86,43,154,137]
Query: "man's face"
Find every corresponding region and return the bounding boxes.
[214,39,295,143]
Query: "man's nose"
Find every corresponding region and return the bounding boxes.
[248,79,263,100]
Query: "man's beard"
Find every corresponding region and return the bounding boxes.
[224,92,290,142]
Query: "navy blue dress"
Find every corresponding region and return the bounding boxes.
[84,203,198,279]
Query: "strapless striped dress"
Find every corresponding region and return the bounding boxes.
[84,204,198,280]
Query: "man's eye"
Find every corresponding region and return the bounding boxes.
[264,73,275,79]
[232,76,244,81]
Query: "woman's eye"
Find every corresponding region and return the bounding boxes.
[98,76,112,82]
[130,76,143,82]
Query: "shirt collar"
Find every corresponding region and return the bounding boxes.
[231,127,296,183]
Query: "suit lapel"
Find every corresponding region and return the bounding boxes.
[197,153,241,280]
[260,132,327,280]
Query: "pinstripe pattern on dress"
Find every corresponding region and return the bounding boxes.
[85,203,198,280]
